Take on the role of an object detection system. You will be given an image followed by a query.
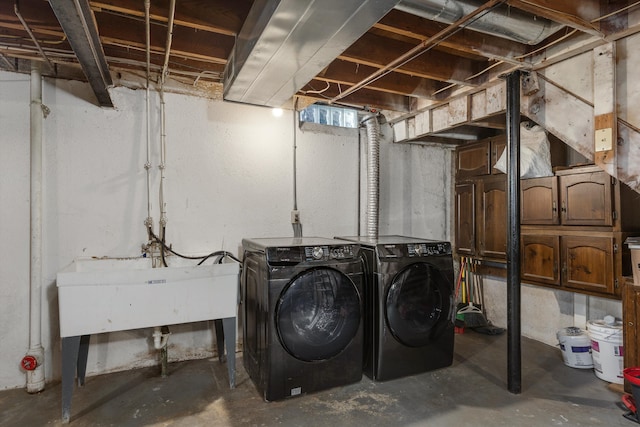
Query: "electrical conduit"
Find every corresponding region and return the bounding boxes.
[26,63,45,393]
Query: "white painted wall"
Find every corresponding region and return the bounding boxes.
[0,71,450,390]
[483,277,622,346]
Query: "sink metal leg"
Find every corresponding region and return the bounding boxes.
[214,319,226,363]
[61,335,90,423]
[61,336,80,423]
[77,334,90,386]
[221,317,236,388]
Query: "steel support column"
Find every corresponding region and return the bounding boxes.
[506,70,521,394]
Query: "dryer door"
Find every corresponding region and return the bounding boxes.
[276,267,361,362]
[385,262,452,347]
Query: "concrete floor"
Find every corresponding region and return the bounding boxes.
[0,331,633,427]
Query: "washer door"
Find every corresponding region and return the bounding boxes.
[385,262,451,347]
[276,267,361,362]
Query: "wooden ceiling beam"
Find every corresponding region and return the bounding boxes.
[93,13,231,65]
[316,59,446,99]
[90,0,249,36]
[374,9,528,66]
[299,79,413,112]
[339,32,486,86]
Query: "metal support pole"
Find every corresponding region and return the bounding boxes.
[506,70,521,394]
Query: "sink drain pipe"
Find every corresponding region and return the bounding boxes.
[25,63,45,393]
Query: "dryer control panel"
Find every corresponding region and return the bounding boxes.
[377,241,451,259]
[408,242,451,257]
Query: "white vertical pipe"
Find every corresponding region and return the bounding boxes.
[143,0,153,233]
[158,0,176,237]
[27,63,45,393]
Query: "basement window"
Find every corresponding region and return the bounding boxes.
[299,104,358,129]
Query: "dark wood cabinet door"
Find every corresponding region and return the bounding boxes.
[456,142,490,179]
[478,176,506,259]
[562,235,614,294]
[521,177,559,225]
[560,171,613,226]
[490,136,506,175]
[521,234,560,286]
[455,183,476,256]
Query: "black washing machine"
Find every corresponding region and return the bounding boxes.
[336,235,455,381]
[241,237,364,401]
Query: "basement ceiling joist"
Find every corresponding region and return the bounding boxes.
[0,0,637,136]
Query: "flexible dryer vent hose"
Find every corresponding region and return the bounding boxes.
[364,115,380,238]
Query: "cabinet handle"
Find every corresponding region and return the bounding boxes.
[552,201,557,213]
[630,322,635,327]
[561,202,566,213]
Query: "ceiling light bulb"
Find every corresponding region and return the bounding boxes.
[272,108,283,117]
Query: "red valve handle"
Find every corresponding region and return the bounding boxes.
[21,355,37,371]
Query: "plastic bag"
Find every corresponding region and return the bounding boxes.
[494,122,553,178]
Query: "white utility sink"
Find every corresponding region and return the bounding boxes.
[57,256,240,423]
[57,257,239,337]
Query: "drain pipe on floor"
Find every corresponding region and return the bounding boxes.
[363,114,380,238]
[24,63,45,393]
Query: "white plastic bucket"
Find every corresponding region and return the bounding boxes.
[556,327,593,369]
[587,318,624,384]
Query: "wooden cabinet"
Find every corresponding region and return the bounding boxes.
[521,234,560,286]
[455,136,640,299]
[559,171,613,226]
[490,136,506,174]
[562,235,614,294]
[624,278,640,393]
[478,175,507,259]
[456,143,489,179]
[455,182,476,256]
[519,165,640,299]
[521,177,558,225]
[454,137,507,262]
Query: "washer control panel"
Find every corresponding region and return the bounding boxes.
[304,245,355,261]
[267,245,356,263]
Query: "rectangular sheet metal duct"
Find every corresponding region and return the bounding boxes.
[223,0,400,108]
[49,0,113,107]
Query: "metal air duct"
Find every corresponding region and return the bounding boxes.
[223,0,401,108]
[396,0,564,45]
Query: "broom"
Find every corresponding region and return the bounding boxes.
[468,259,505,335]
[456,258,488,328]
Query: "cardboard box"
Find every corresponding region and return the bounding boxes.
[626,237,640,286]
